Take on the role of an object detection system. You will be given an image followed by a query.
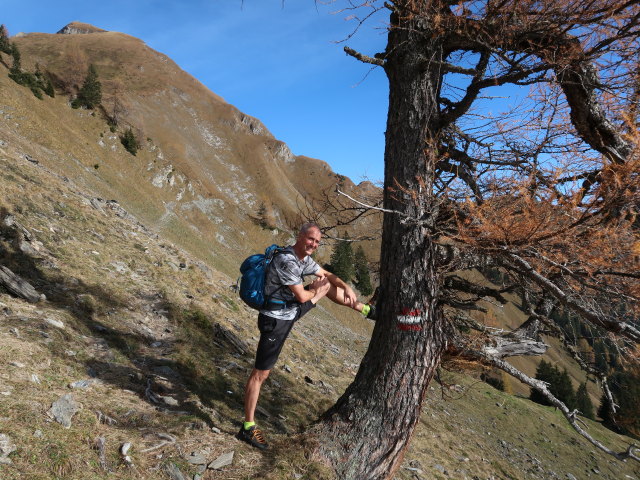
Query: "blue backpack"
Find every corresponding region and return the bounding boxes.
[239,244,286,310]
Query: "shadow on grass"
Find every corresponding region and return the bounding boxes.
[0,205,240,425]
[0,205,332,477]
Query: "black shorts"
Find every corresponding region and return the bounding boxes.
[254,301,314,370]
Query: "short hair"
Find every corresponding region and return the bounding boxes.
[299,222,321,236]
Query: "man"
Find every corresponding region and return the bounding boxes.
[237,222,376,449]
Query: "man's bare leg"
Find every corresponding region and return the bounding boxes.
[325,283,365,311]
[244,368,270,422]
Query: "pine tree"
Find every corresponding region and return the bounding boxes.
[353,245,373,296]
[598,393,617,429]
[553,369,576,411]
[120,128,139,156]
[0,24,10,55]
[35,63,55,98]
[593,340,610,373]
[7,44,45,99]
[575,382,595,420]
[602,369,640,437]
[530,362,576,410]
[72,64,102,109]
[257,202,273,229]
[577,338,595,367]
[9,42,21,73]
[530,359,555,405]
[330,234,355,283]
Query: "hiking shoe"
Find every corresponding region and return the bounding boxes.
[366,304,378,321]
[237,425,269,450]
[365,287,380,321]
[368,286,379,305]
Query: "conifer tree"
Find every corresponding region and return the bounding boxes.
[329,234,355,284]
[353,245,373,296]
[257,202,274,229]
[0,24,10,55]
[530,360,555,406]
[35,63,55,98]
[575,382,595,420]
[593,340,610,373]
[72,64,102,109]
[7,44,46,99]
[598,393,616,429]
[554,369,577,411]
[120,128,139,156]
[309,3,640,473]
[599,369,640,437]
[9,42,21,73]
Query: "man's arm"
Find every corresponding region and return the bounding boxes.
[289,277,330,304]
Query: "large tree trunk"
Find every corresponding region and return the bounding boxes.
[312,6,448,479]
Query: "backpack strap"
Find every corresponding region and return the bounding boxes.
[263,247,297,309]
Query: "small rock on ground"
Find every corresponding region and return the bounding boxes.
[208,451,234,470]
[48,394,81,428]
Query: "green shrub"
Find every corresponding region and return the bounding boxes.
[120,128,140,156]
[7,45,55,99]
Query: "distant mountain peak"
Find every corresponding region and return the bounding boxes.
[57,22,107,35]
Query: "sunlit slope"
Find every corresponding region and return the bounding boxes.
[9,23,379,274]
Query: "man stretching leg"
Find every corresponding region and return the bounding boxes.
[237,222,375,449]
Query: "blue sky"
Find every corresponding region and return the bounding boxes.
[3,0,390,183]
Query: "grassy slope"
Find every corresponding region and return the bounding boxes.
[11,29,382,279]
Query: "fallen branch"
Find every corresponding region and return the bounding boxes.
[502,253,640,343]
[0,265,41,303]
[480,352,640,462]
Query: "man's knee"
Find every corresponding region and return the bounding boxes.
[249,368,271,384]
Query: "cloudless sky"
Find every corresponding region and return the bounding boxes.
[2,0,390,183]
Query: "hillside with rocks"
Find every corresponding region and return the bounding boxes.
[0,22,639,480]
[5,22,381,275]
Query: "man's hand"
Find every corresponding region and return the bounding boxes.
[342,285,357,308]
[309,277,330,304]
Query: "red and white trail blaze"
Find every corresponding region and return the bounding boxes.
[396,308,423,331]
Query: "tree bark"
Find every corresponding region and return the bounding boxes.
[312,5,449,479]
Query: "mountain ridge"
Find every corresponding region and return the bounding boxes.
[7,22,381,276]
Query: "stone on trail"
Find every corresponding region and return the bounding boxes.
[45,317,65,329]
[48,393,82,428]
[208,451,234,470]
[69,379,97,389]
[0,265,41,303]
[0,433,17,464]
[164,462,187,480]
[186,451,208,465]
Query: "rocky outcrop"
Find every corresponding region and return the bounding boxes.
[56,22,107,35]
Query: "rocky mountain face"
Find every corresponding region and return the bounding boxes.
[56,22,107,35]
[6,21,381,275]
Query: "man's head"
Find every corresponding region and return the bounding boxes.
[294,222,322,259]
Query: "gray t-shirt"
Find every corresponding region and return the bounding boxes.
[260,246,320,320]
